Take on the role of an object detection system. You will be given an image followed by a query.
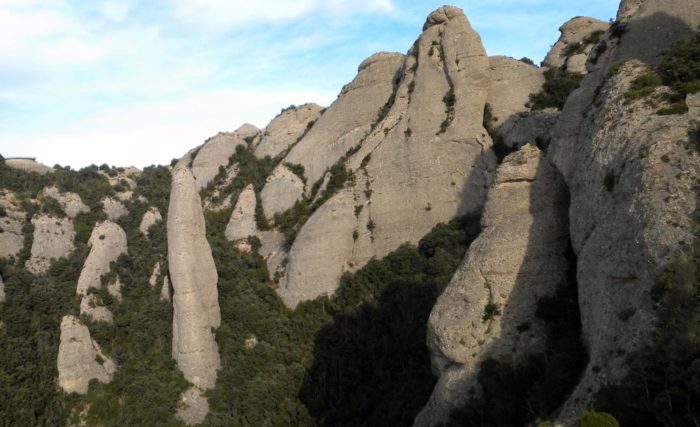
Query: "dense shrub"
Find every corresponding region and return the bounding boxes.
[528,67,584,110]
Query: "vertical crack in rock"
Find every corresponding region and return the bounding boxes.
[167,165,221,425]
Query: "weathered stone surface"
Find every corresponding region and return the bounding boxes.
[5,158,52,174]
[102,197,128,220]
[26,215,75,275]
[168,166,220,419]
[149,262,161,288]
[139,207,162,237]
[542,17,609,72]
[177,387,209,425]
[254,103,323,159]
[191,124,260,189]
[487,56,544,128]
[224,184,259,242]
[416,145,569,425]
[101,166,139,190]
[57,315,116,395]
[278,5,496,308]
[107,276,122,302]
[260,165,305,221]
[263,51,404,201]
[160,276,171,303]
[40,186,89,218]
[80,294,113,323]
[202,164,239,212]
[76,221,127,296]
[498,110,560,149]
[0,192,26,260]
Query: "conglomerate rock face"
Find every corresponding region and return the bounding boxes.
[0,191,26,260]
[191,124,260,189]
[254,103,324,159]
[57,315,116,395]
[40,186,89,218]
[167,165,221,425]
[277,5,496,308]
[75,221,128,296]
[542,17,610,73]
[416,145,570,425]
[486,56,544,129]
[26,215,76,275]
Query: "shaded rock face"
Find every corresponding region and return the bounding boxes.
[26,215,75,275]
[167,166,220,424]
[191,124,260,189]
[57,315,116,395]
[278,5,496,308]
[0,192,26,260]
[497,110,560,149]
[102,197,128,220]
[260,165,305,220]
[40,186,89,218]
[139,207,162,237]
[416,145,570,425]
[76,221,128,296]
[5,158,52,174]
[254,103,324,159]
[224,184,258,243]
[262,51,405,200]
[486,56,544,129]
[548,55,700,423]
[542,17,610,73]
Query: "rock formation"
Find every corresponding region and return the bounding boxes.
[149,262,161,288]
[486,56,544,129]
[160,276,171,303]
[260,165,305,220]
[191,124,259,189]
[40,186,89,218]
[416,145,570,425]
[254,103,324,159]
[76,221,128,296]
[26,215,75,275]
[278,6,496,308]
[139,207,162,237]
[224,184,258,243]
[57,315,116,394]
[102,197,128,220]
[167,165,221,424]
[80,294,113,323]
[4,158,52,174]
[0,192,26,260]
[107,276,122,302]
[542,17,610,73]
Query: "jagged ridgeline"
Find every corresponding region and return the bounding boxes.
[1,0,699,426]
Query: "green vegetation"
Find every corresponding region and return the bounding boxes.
[482,303,501,322]
[580,411,620,427]
[563,42,585,58]
[528,67,584,110]
[438,87,456,134]
[593,243,700,426]
[623,72,662,101]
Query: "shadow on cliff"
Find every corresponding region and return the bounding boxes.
[299,215,481,426]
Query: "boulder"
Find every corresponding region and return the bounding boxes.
[260,165,305,221]
[26,215,75,275]
[416,145,570,425]
[57,315,116,395]
[75,221,127,296]
[224,184,259,242]
[487,56,544,128]
[191,124,260,189]
[254,103,324,159]
[278,5,496,308]
[139,207,162,237]
[167,166,221,423]
[102,197,128,220]
[40,186,89,218]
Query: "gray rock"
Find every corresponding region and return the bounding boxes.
[0,192,25,260]
[416,145,569,425]
[278,5,496,308]
[101,197,128,220]
[260,165,305,221]
[160,276,171,303]
[191,124,260,189]
[224,184,259,242]
[168,166,220,420]
[498,110,560,148]
[76,221,127,296]
[149,262,161,288]
[177,387,210,425]
[107,276,122,302]
[40,186,89,218]
[139,207,162,237]
[254,103,323,159]
[80,294,113,323]
[542,17,610,72]
[26,215,75,275]
[487,56,544,128]
[5,158,53,174]
[57,315,116,395]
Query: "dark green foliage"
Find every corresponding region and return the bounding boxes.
[689,123,700,152]
[584,30,605,46]
[448,244,586,426]
[284,162,306,183]
[254,191,271,231]
[658,31,700,96]
[483,103,495,132]
[40,196,67,218]
[438,87,456,135]
[609,21,627,39]
[603,171,616,193]
[593,243,700,426]
[657,103,689,115]
[519,57,535,66]
[482,303,501,322]
[528,67,584,110]
[374,92,396,129]
[591,40,608,64]
[580,411,620,427]
[563,42,585,58]
[624,72,662,101]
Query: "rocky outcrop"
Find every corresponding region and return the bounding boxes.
[76,221,128,296]
[278,6,496,308]
[80,294,113,323]
[160,276,171,303]
[254,104,324,159]
[497,110,560,149]
[107,276,122,302]
[262,51,405,202]
[26,215,75,275]
[260,165,305,220]
[149,262,161,288]
[416,145,570,425]
[542,17,610,73]
[0,192,26,260]
[487,56,544,128]
[225,184,258,243]
[5,158,52,174]
[57,315,116,394]
[167,165,220,424]
[102,197,128,220]
[40,186,89,218]
[191,124,260,189]
[139,207,162,237]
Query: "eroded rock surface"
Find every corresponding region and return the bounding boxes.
[102,197,128,220]
[542,17,610,72]
[40,186,89,218]
[191,124,260,189]
[254,103,323,159]
[76,221,127,296]
[168,166,221,424]
[57,315,116,395]
[416,145,569,425]
[139,207,162,237]
[0,192,26,260]
[5,158,52,174]
[26,215,75,275]
[225,184,259,243]
[260,165,305,220]
[487,56,544,128]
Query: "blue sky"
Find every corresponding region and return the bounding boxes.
[0,0,619,168]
